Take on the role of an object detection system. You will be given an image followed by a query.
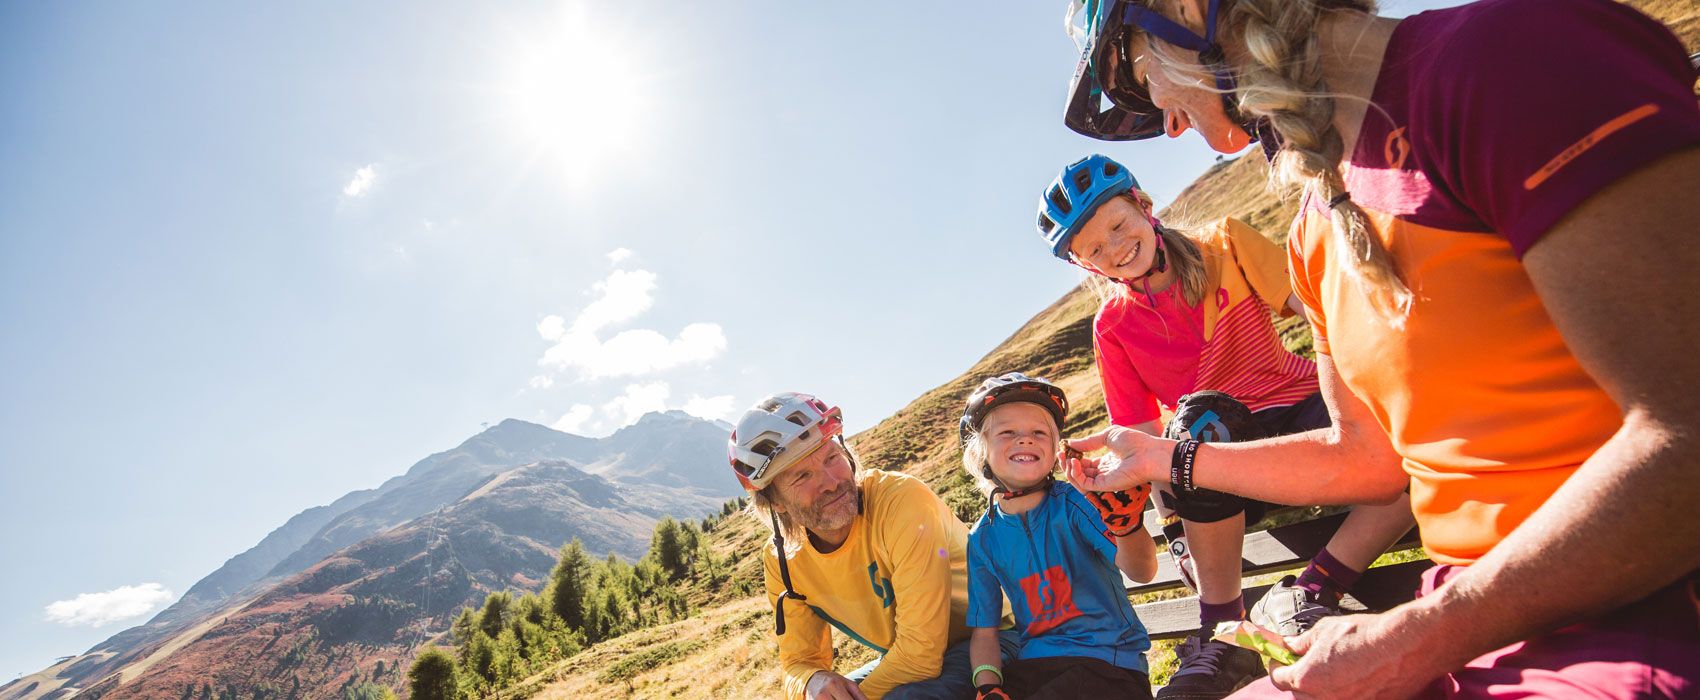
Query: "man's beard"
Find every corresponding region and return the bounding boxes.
[791,481,861,533]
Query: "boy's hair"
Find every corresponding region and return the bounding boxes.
[959,404,1063,496]
[1082,190,1208,309]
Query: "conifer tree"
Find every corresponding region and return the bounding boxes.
[407,648,460,700]
[652,518,687,580]
[549,539,594,630]
[478,591,513,641]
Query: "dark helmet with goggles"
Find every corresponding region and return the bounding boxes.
[1062,0,1278,157]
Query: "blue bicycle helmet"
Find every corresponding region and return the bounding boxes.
[1037,154,1140,261]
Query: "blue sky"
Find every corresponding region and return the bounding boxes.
[0,0,1470,679]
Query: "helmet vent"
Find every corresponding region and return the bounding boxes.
[1072,168,1093,192]
[751,438,779,457]
[1037,212,1055,234]
[785,412,809,426]
[1048,186,1072,216]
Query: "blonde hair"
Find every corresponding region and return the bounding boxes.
[745,440,867,555]
[1144,0,1412,323]
[959,409,1062,497]
[1082,190,1208,310]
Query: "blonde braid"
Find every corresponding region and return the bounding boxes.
[1182,0,1413,322]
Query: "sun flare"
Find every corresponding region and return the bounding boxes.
[497,6,653,183]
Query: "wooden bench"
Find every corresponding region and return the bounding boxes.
[1124,507,1430,640]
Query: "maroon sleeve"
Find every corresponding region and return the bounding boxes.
[1427,0,1700,257]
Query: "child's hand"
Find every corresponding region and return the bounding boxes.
[1083,484,1151,537]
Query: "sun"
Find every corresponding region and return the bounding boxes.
[497,6,653,184]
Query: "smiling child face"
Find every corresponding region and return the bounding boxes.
[981,402,1060,490]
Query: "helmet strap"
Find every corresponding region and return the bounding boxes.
[1121,0,1277,158]
[769,509,808,636]
[986,465,1054,502]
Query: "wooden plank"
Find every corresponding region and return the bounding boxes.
[1124,513,1420,594]
[1132,560,1434,640]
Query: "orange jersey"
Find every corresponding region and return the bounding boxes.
[1287,0,1700,564]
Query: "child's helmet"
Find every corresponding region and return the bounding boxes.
[728,392,844,492]
[960,372,1070,445]
[1037,154,1140,261]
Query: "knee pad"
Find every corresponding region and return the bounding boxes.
[1162,391,1269,523]
[1165,391,1269,444]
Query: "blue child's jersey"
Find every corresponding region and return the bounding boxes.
[966,480,1151,674]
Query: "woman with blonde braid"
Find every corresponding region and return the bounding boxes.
[1060,0,1700,697]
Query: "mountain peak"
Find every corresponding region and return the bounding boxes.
[634,410,696,425]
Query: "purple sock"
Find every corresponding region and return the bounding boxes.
[1198,595,1245,629]
[1296,547,1363,603]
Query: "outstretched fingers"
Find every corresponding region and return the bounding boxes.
[1066,427,1113,453]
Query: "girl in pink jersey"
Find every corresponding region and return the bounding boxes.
[1038,154,1415,700]
[1061,0,1700,697]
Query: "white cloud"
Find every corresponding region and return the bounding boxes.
[534,266,726,380]
[607,248,634,265]
[551,404,594,433]
[529,375,554,389]
[45,583,174,627]
[682,394,736,421]
[549,384,738,436]
[542,323,726,379]
[604,381,671,427]
[572,269,656,335]
[342,164,377,198]
[537,315,567,343]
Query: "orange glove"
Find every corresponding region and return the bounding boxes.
[1085,483,1150,537]
[976,684,1011,700]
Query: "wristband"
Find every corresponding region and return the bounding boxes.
[971,664,1004,684]
[1170,439,1201,494]
[1109,521,1145,538]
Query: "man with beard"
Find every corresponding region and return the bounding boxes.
[730,393,1018,700]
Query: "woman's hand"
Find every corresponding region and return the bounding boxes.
[1063,426,1169,492]
[1268,608,1448,700]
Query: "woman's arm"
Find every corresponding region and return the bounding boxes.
[1272,147,1700,697]
[1402,147,1700,666]
[1069,353,1406,505]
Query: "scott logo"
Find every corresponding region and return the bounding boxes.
[1019,565,1083,636]
[868,563,895,609]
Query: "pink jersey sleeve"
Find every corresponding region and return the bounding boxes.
[1093,308,1162,426]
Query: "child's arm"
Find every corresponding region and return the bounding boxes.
[968,626,1005,688]
[1114,526,1159,583]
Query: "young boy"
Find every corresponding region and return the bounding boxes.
[960,372,1159,700]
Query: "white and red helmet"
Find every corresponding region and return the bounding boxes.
[728,392,844,492]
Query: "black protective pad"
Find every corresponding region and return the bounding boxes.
[1161,391,1270,523]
